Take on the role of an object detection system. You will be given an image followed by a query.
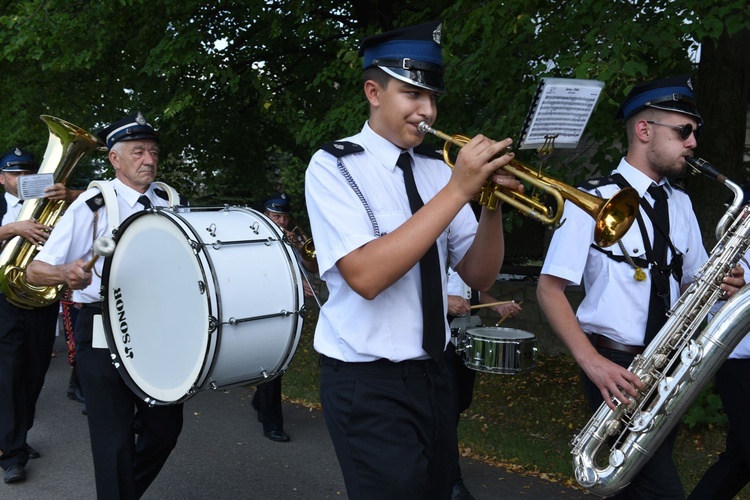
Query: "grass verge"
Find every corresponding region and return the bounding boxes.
[282,307,749,496]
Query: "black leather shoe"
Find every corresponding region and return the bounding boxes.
[451,479,476,500]
[263,430,290,442]
[24,443,40,459]
[67,385,85,404]
[3,464,26,483]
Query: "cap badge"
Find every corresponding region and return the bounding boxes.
[433,23,442,45]
[14,147,22,156]
[136,111,147,126]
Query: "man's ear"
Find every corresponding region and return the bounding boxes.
[109,150,121,171]
[633,120,651,142]
[364,80,381,108]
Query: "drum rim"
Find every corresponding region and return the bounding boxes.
[102,209,218,405]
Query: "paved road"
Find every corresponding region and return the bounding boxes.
[1,335,591,499]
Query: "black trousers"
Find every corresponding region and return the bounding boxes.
[581,346,684,499]
[75,306,184,500]
[0,294,58,470]
[444,342,476,484]
[688,358,750,499]
[252,375,284,432]
[320,355,457,500]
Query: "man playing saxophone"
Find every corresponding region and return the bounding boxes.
[0,147,82,485]
[537,75,745,499]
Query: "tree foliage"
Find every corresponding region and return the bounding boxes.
[0,0,747,236]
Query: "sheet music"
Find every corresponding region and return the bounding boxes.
[518,78,604,150]
[17,173,54,200]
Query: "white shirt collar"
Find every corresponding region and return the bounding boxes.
[361,122,411,173]
[615,158,673,198]
[113,178,154,208]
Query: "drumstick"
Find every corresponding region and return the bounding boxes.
[495,301,524,327]
[83,237,116,272]
[469,300,513,310]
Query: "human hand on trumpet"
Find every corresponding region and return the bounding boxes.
[418,122,524,206]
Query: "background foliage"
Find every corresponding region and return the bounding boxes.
[1,0,748,237]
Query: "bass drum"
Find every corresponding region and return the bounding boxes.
[463,326,537,374]
[101,206,304,405]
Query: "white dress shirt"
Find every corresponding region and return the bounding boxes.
[305,122,479,362]
[541,158,707,346]
[35,179,168,304]
[1,192,23,226]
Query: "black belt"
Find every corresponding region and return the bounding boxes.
[319,354,441,375]
[588,333,645,356]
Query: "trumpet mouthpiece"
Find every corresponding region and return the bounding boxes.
[93,237,116,257]
[417,121,432,134]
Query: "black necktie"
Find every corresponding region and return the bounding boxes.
[396,152,445,360]
[645,184,670,344]
[138,194,152,209]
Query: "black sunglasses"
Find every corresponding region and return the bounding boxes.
[646,121,700,140]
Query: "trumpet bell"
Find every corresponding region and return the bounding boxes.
[591,187,639,248]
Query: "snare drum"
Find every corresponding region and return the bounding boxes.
[463,327,537,374]
[101,206,304,405]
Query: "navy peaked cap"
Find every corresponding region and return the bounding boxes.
[0,146,37,172]
[97,111,159,150]
[616,75,702,125]
[359,20,445,93]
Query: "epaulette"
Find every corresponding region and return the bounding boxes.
[414,144,445,161]
[319,141,364,158]
[577,175,621,190]
[85,193,105,212]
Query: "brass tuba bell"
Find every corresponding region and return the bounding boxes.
[417,122,639,248]
[0,115,105,308]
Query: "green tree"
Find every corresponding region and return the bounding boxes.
[0,0,747,240]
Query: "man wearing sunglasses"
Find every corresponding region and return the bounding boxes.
[537,75,745,498]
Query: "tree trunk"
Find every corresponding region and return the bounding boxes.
[690,28,750,247]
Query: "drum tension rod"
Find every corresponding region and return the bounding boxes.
[225,310,300,325]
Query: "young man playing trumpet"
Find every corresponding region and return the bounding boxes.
[304,20,522,499]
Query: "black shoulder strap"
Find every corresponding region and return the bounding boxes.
[319,141,364,158]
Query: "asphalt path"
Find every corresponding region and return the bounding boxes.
[1,334,591,499]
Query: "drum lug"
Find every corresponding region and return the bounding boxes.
[206,223,217,237]
[198,280,206,295]
[249,222,260,235]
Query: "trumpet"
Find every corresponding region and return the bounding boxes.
[417,122,639,248]
[288,222,316,262]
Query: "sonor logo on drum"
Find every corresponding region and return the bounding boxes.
[112,288,134,359]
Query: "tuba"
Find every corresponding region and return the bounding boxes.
[571,157,750,497]
[0,115,104,309]
[417,122,639,248]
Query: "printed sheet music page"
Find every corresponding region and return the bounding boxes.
[518,78,604,150]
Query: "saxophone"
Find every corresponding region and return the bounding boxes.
[571,157,750,497]
[0,115,104,309]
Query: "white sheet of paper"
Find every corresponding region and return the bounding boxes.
[18,173,54,200]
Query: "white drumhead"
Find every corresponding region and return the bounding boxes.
[466,326,535,341]
[105,211,214,403]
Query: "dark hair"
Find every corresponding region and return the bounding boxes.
[363,66,391,88]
